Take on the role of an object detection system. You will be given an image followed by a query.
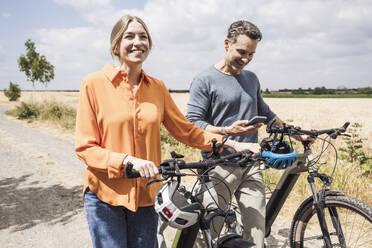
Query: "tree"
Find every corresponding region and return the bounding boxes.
[18,39,54,87]
[4,81,21,101]
[293,87,305,94]
[313,86,328,94]
[358,87,372,94]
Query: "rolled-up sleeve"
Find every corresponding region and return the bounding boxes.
[75,80,127,179]
[186,78,211,130]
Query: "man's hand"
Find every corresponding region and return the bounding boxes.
[227,141,261,158]
[124,156,159,178]
[270,116,315,145]
[225,120,263,136]
[294,135,315,144]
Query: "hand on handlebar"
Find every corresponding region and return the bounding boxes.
[124,156,159,178]
[225,120,263,136]
[293,134,315,145]
[231,142,261,158]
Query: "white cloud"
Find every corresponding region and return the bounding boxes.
[29,0,372,90]
[33,26,112,89]
[2,12,11,18]
[52,0,135,26]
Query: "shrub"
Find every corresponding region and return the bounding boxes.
[5,100,76,129]
[6,102,39,119]
[4,82,21,101]
[39,101,76,129]
[339,122,372,171]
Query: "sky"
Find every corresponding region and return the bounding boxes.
[1,0,372,91]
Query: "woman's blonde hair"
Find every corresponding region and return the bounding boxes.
[110,15,153,59]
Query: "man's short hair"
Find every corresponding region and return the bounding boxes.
[227,20,262,43]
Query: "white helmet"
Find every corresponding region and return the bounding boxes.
[155,180,202,229]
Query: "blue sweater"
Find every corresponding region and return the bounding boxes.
[186,66,275,155]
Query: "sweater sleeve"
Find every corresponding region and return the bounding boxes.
[75,80,127,179]
[256,80,276,123]
[161,81,223,151]
[186,77,211,130]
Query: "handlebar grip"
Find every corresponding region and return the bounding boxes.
[342,122,350,130]
[125,162,141,178]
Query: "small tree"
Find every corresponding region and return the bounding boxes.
[18,39,54,87]
[339,123,372,171]
[4,81,21,101]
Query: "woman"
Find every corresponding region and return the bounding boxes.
[75,15,261,248]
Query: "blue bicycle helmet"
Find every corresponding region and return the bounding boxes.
[260,141,297,170]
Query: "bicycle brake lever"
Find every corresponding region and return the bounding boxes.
[237,151,254,166]
[146,178,166,187]
[330,131,341,139]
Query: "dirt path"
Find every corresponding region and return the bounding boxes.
[0,104,291,248]
[0,104,90,248]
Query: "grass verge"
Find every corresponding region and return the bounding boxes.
[6,100,76,130]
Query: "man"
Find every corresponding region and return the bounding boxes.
[186,20,297,247]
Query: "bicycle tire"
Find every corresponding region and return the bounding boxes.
[290,195,372,248]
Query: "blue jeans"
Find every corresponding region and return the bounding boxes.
[84,188,158,248]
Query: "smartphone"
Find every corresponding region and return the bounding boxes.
[245,116,267,126]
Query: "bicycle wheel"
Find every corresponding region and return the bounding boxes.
[290,195,372,248]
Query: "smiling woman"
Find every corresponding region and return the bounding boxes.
[74,14,260,248]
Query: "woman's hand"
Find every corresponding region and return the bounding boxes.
[224,120,263,136]
[124,156,159,178]
[294,134,315,145]
[224,140,261,158]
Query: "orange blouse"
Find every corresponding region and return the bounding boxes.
[75,64,223,211]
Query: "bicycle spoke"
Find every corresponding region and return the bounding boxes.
[302,234,324,241]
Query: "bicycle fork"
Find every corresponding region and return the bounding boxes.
[308,173,346,248]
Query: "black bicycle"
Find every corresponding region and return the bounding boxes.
[263,122,372,248]
[127,143,258,248]
[127,122,372,248]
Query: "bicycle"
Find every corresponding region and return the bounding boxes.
[262,122,372,247]
[127,143,258,248]
[127,122,372,248]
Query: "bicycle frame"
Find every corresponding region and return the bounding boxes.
[265,149,312,237]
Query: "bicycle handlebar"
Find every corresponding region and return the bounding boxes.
[267,122,350,139]
[126,122,350,179]
[125,150,253,179]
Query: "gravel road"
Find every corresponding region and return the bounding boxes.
[0,104,290,248]
[0,105,90,248]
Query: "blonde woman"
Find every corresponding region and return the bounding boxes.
[75,15,261,248]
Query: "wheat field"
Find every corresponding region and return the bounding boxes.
[1,91,371,145]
